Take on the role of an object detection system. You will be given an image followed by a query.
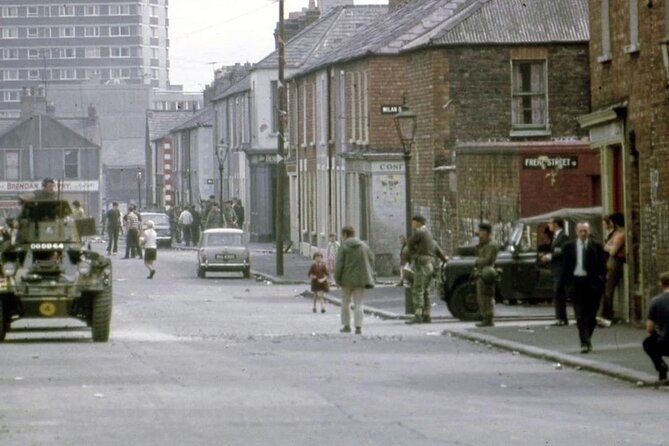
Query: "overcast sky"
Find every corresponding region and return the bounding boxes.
[169,0,386,91]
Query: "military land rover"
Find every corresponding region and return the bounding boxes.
[0,195,112,342]
[441,207,603,321]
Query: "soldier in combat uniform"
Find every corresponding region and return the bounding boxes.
[474,222,499,327]
[406,215,436,324]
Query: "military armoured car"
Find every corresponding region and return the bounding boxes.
[0,196,112,342]
[441,207,603,321]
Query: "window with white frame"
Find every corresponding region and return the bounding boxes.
[270,80,279,133]
[60,27,75,38]
[109,5,131,16]
[62,48,75,58]
[28,49,40,59]
[110,26,131,36]
[85,47,101,58]
[151,47,159,59]
[28,70,40,80]
[84,5,99,16]
[84,27,100,37]
[625,0,639,53]
[2,91,20,102]
[59,5,75,16]
[1,49,18,59]
[64,150,78,179]
[27,27,39,38]
[27,6,39,17]
[3,70,18,81]
[110,47,130,58]
[511,59,548,131]
[1,7,18,17]
[598,0,612,62]
[5,151,19,181]
[1,28,18,39]
[61,69,76,80]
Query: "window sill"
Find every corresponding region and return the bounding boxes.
[509,129,551,138]
[597,53,612,64]
[624,44,640,55]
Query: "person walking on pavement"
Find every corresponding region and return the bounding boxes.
[406,215,436,324]
[561,222,606,353]
[105,202,121,255]
[141,220,158,279]
[642,271,669,383]
[541,217,569,326]
[334,226,375,335]
[308,252,329,314]
[178,206,193,246]
[474,223,499,327]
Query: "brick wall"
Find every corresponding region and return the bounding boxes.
[519,145,600,216]
[588,0,669,310]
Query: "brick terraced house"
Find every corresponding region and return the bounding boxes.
[286,0,596,273]
[578,0,669,322]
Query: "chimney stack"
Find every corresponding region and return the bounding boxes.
[20,85,49,117]
[389,0,413,10]
[318,0,354,15]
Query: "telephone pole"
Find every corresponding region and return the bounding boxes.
[275,0,286,276]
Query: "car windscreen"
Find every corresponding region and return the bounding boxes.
[205,233,243,246]
[143,214,169,225]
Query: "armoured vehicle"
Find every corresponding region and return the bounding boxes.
[441,207,603,321]
[0,196,112,342]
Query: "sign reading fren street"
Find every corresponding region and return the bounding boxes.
[522,156,578,170]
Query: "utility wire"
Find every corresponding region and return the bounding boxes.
[170,0,279,41]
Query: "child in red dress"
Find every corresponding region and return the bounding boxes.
[308,252,329,313]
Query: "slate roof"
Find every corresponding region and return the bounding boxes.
[212,74,251,102]
[171,107,214,133]
[427,0,589,46]
[147,110,197,142]
[0,114,100,149]
[255,5,387,71]
[298,0,589,74]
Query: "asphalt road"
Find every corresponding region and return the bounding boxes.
[1,247,667,446]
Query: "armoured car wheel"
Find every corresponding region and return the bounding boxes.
[448,282,480,321]
[197,267,206,279]
[0,299,6,342]
[92,287,112,342]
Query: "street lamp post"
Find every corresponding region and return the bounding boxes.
[217,141,227,223]
[136,169,142,210]
[394,106,417,315]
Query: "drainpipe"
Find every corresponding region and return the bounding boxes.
[326,67,334,235]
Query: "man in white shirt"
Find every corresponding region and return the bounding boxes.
[178,207,194,246]
[561,222,606,353]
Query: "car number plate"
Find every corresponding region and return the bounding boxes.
[216,254,235,260]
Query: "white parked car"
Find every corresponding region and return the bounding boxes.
[197,228,250,279]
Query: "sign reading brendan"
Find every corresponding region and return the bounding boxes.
[523,156,578,170]
[0,181,100,193]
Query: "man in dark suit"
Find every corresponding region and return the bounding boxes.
[542,217,569,325]
[561,221,606,353]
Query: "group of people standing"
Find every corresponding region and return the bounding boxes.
[540,214,626,353]
[172,196,245,247]
[309,215,448,335]
[104,202,157,279]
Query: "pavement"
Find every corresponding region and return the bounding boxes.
[243,242,663,387]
